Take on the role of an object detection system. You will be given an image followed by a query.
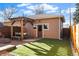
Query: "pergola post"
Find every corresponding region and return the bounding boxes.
[11,22,13,40]
[21,19,24,41]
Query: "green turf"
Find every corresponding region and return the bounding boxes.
[11,39,72,56]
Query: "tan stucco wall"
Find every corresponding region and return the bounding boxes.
[43,19,59,39]
[32,18,62,39]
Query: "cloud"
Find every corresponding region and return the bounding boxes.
[16,3,59,15]
[27,3,59,13]
[17,3,30,7]
[41,4,58,11]
[14,3,60,16]
[27,5,35,10]
[16,9,34,16]
[0,11,3,15]
[46,10,58,14]
[23,10,34,15]
[17,3,59,15]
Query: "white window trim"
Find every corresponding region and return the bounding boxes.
[43,23,49,30]
[33,23,49,30]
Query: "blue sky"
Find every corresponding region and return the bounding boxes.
[0,3,76,27]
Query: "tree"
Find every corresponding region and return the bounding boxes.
[74,3,79,23]
[33,5,44,15]
[0,7,16,38]
[0,7,16,20]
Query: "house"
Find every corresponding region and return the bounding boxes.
[3,14,65,40]
[0,22,4,28]
[28,14,65,39]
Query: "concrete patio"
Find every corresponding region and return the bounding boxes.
[0,38,39,56]
[0,38,39,47]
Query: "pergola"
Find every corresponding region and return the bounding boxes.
[9,17,34,41]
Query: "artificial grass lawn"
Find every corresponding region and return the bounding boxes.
[11,39,72,56]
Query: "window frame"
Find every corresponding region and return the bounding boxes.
[33,24,37,29]
[43,23,49,30]
[33,23,49,30]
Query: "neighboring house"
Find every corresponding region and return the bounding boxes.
[0,22,4,28]
[3,14,65,39]
[0,22,4,37]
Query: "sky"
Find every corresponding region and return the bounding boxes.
[0,3,76,27]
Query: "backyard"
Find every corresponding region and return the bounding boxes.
[10,38,72,56]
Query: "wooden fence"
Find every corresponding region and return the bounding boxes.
[70,20,79,52]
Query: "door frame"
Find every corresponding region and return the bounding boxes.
[33,23,49,38]
[36,24,44,38]
[37,25,43,38]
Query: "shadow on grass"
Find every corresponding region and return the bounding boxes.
[23,45,47,56]
[23,44,63,56]
[12,39,72,56]
[23,39,72,56]
[28,43,49,51]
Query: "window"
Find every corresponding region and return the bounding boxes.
[33,26,36,29]
[44,24,48,29]
[33,24,36,29]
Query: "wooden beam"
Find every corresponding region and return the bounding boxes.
[21,19,24,41]
[11,22,13,40]
[11,20,16,25]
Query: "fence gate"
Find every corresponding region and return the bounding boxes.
[62,28,70,39]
